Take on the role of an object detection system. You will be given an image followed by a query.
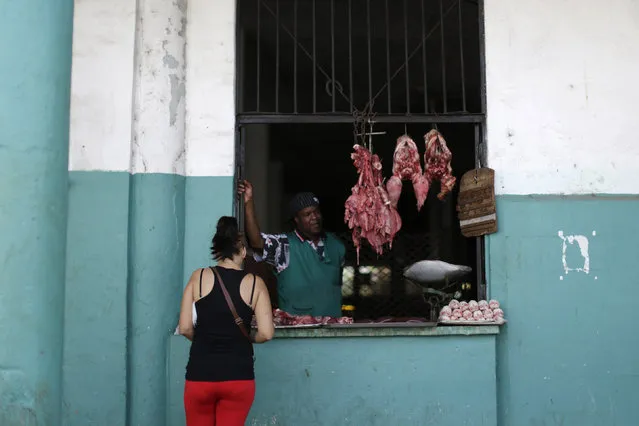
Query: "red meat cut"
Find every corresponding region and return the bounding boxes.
[270,309,354,326]
[423,129,456,200]
[386,135,429,210]
[344,144,402,263]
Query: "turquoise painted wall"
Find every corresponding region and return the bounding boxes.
[127,173,186,426]
[168,333,498,426]
[489,195,639,426]
[64,189,639,426]
[182,177,235,282]
[0,1,74,425]
[62,173,233,426]
[63,172,130,425]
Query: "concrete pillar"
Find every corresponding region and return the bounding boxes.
[62,0,136,423]
[127,0,187,425]
[0,1,74,425]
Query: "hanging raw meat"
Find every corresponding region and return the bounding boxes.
[345,144,401,263]
[412,174,430,210]
[392,135,422,179]
[372,153,402,250]
[423,129,456,200]
[386,135,429,210]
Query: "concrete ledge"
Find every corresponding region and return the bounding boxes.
[273,324,501,338]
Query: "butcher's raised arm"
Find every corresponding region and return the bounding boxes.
[238,180,264,250]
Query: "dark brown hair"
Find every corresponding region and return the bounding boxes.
[211,216,242,261]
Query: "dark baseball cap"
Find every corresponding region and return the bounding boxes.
[289,192,320,218]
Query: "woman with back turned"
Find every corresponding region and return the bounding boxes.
[178,216,274,426]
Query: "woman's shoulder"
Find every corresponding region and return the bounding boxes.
[187,267,215,283]
[240,271,265,286]
[190,266,210,276]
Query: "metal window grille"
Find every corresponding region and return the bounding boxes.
[235,0,487,319]
[237,0,485,121]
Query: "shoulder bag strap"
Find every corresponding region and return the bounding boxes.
[211,267,250,340]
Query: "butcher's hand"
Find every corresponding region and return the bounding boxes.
[240,180,264,249]
[238,180,253,203]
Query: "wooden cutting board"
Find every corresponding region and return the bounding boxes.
[456,168,497,237]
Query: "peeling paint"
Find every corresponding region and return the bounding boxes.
[163,54,179,69]
[174,0,187,14]
[129,0,187,175]
[169,74,185,127]
[178,17,186,37]
[558,230,593,276]
[0,369,38,425]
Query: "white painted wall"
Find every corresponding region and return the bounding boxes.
[185,0,237,177]
[69,0,136,173]
[485,0,639,195]
[69,0,235,177]
[131,0,187,175]
[71,0,639,193]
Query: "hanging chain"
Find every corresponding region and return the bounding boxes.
[474,123,481,182]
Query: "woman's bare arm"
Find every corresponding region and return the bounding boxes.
[178,270,199,341]
[251,276,274,343]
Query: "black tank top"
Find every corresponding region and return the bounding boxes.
[185,266,255,382]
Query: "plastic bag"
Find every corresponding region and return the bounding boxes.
[403,260,472,283]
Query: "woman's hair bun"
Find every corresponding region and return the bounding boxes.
[211,216,241,260]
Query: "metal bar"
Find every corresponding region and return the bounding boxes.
[275,0,280,113]
[240,125,246,230]
[474,115,481,167]
[473,121,486,300]
[256,0,261,112]
[370,1,457,107]
[403,0,410,114]
[458,0,467,111]
[233,124,240,219]
[478,0,487,114]
[348,0,353,111]
[237,113,485,124]
[331,0,336,112]
[258,0,350,105]
[312,0,317,113]
[236,2,244,114]
[439,0,447,112]
[421,0,428,113]
[367,0,372,107]
[476,236,485,300]
[235,124,246,228]
[293,0,298,113]
[385,0,391,113]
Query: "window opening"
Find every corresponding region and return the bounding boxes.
[237,0,486,322]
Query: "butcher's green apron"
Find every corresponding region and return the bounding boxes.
[277,232,345,317]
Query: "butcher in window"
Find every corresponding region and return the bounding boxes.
[238,180,345,317]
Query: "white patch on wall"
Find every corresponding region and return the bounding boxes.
[485,0,639,194]
[558,230,597,279]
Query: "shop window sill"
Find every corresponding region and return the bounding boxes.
[273,323,500,338]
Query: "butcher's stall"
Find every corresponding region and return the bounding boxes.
[167,127,504,424]
[167,325,499,426]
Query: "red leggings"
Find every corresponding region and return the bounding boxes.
[184,380,255,426]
